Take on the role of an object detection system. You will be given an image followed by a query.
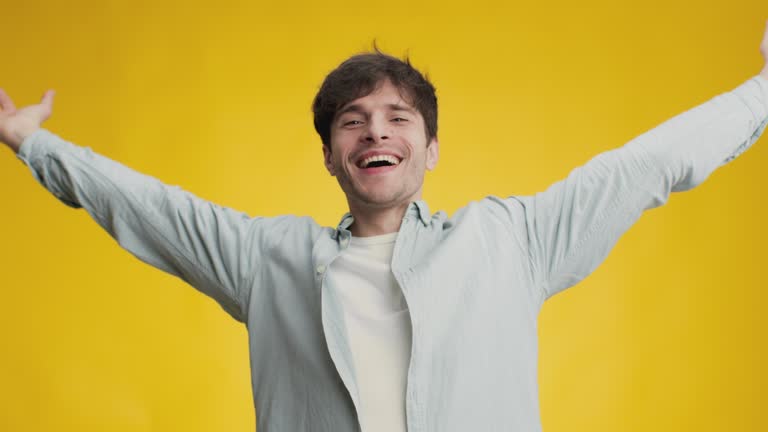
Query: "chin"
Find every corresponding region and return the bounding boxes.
[355,191,407,208]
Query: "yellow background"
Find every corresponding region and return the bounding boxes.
[1,0,766,430]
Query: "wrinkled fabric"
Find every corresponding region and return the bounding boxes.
[17,75,768,431]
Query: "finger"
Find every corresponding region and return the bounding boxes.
[0,88,17,112]
[40,89,55,108]
[38,90,55,121]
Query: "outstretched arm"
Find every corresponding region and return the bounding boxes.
[0,91,261,322]
[502,20,768,301]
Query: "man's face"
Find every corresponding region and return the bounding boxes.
[323,79,439,211]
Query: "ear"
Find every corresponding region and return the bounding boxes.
[323,144,336,176]
[425,137,439,171]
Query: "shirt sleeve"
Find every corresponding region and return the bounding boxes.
[16,130,260,322]
[506,75,768,301]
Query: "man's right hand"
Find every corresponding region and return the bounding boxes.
[0,88,55,154]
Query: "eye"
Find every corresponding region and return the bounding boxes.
[343,120,363,126]
[392,117,408,122]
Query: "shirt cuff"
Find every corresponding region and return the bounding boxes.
[15,128,82,208]
[16,128,65,165]
[735,74,768,120]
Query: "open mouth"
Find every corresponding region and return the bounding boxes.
[357,154,402,169]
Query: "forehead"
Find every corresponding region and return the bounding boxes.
[338,80,418,113]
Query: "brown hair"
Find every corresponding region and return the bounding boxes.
[311,46,438,147]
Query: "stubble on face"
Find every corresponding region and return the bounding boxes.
[323,80,438,212]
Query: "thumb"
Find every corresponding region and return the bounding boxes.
[41,89,55,108]
[39,89,55,121]
[762,19,768,56]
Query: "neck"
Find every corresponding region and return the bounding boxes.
[346,200,414,237]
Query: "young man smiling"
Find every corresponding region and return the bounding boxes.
[2,25,768,432]
[321,77,439,237]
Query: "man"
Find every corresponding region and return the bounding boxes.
[1,24,767,431]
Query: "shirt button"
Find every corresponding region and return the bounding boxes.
[316,265,326,274]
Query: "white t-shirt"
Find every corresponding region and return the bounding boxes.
[326,232,411,432]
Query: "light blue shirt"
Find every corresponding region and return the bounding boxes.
[17,75,768,431]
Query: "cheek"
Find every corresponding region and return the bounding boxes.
[331,135,358,158]
[406,135,429,159]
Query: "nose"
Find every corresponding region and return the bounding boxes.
[362,117,390,143]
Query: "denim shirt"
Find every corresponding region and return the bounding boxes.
[17,75,768,432]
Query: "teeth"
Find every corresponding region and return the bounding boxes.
[361,154,400,168]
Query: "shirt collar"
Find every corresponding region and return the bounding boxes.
[335,200,431,236]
